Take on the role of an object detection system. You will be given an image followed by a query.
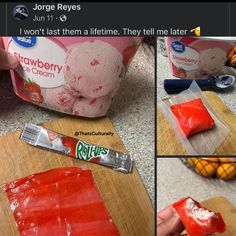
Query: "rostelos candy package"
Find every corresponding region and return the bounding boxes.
[3,37,142,117]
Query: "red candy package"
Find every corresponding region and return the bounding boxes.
[172,197,226,236]
[4,167,119,236]
[20,123,133,174]
[170,98,215,137]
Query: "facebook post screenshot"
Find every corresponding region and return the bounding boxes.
[0,2,236,236]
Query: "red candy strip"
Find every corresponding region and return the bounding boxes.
[5,167,119,236]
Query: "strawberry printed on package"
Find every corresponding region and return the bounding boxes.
[3,37,142,117]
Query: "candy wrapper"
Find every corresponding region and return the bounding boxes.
[3,37,142,118]
[20,123,133,174]
[158,81,230,155]
[1,167,119,236]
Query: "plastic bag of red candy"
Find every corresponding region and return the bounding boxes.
[158,81,229,155]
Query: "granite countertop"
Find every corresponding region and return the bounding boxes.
[0,44,154,204]
[157,45,236,210]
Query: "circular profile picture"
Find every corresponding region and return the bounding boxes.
[13,5,29,21]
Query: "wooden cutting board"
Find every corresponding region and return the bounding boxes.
[0,117,154,236]
[157,91,236,155]
[201,196,236,236]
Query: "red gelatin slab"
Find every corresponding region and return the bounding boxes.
[170,98,215,137]
[172,197,226,236]
[5,167,119,236]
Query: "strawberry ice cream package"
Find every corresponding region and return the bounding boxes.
[166,37,236,79]
[3,37,142,117]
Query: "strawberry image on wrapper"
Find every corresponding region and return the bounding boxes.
[172,197,226,236]
[18,77,44,104]
[20,123,133,174]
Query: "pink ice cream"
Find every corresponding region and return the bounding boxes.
[64,40,124,99]
[198,48,227,74]
[72,96,113,117]
[3,37,142,118]
[44,85,78,113]
[44,85,119,117]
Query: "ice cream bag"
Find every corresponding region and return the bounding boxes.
[3,37,142,117]
[157,81,230,155]
[0,166,120,236]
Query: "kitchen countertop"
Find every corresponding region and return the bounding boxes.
[157,158,236,211]
[0,44,154,204]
